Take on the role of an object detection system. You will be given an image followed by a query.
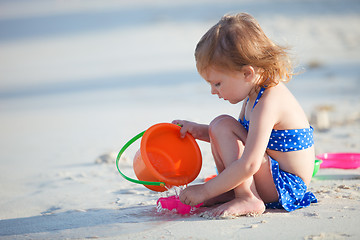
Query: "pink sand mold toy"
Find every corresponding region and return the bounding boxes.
[157,195,203,215]
[316,153,360,169]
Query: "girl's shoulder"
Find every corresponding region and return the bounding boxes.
[259,83,297,110]
[261,83,310,130]
[263,82,290,99]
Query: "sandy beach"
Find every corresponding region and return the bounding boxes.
[0,0,359,239]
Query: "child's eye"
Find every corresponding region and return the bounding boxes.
[214,83,221,87]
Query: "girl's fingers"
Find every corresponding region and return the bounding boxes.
[179,126,188,138]
[172,120,184,127]
[172,120,187,138]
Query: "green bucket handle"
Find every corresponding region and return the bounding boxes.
[115,130,166,188]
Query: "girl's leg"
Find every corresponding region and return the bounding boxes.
[206,115,273,217]
[202,115,241,206]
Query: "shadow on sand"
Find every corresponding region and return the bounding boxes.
[0,206,159,237]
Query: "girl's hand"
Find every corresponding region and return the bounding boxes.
[171,120,210,141]
[179,184,209,206]
[172,120,197,138]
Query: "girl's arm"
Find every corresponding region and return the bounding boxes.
[172,120,210,142]
[180,98,278,206]
[206,105,275,196]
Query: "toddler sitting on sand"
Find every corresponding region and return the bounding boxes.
[173,13,317,218]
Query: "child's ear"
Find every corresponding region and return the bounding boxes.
[242,65,256,82]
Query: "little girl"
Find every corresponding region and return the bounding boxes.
[172,13,317,217]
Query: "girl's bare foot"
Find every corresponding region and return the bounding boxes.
[206,195,265,218]
[202,190,235,207]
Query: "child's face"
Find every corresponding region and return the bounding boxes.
[201,66,253,104]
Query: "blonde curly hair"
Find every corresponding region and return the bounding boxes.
[195,13,293,88]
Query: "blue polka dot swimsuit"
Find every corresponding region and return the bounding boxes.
[239,88,314,152]
[239,87,317,211]
[268,127,314,152]
[266,157,317,211]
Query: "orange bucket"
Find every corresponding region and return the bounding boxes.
[116,123,202,192]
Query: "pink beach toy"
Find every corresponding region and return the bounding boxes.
[316,153,360,169]
[157,196,203,215]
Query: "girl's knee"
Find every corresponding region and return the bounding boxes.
[209,115,247,144]
[210,114,233,127]
[209,115,237,135]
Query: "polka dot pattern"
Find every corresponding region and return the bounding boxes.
[239,87,314,152]
[268,127,314,152]
[265,157,317,211]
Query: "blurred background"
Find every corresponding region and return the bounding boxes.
[1,0,359,107]
[0,0,359,221]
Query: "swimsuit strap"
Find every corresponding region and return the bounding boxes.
[242,87,266,123]
[252,87,266,110]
